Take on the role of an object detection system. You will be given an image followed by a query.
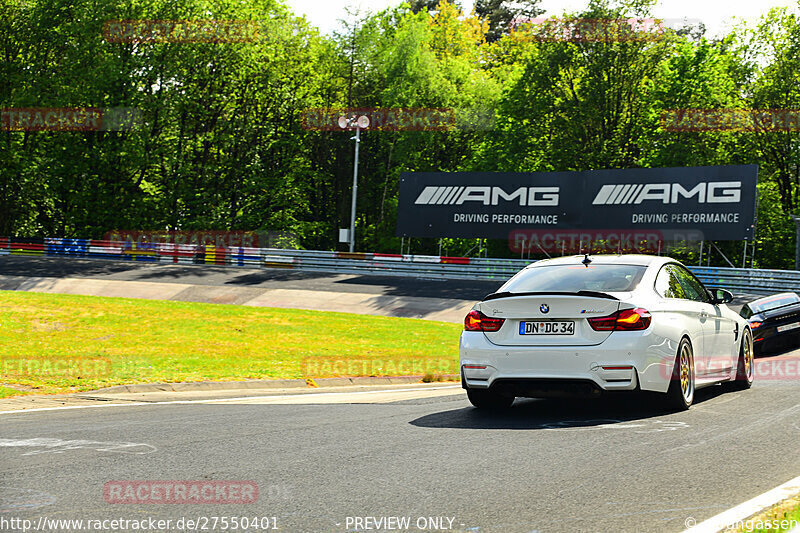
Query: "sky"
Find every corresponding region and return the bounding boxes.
[285,0,799,37]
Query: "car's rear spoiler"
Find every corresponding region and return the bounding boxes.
[482,290,620,302]
[760,301,800,318]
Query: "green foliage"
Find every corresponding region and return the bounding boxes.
[475,0,542,43]
[754,182,797,270]
[1,0,799,267]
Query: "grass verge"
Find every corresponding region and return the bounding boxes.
[0,290,461,396]
[727,495,800,533]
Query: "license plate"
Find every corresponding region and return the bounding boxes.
[519,321,575,335]
[777,322,800,333]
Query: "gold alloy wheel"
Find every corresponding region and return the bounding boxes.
[743,331,754,381]
[680,343,693,402]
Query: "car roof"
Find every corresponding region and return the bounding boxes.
[525,254,672,269]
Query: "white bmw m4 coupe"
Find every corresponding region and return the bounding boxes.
[459,255,754,410]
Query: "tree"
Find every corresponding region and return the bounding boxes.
[484,0,673,172]
[736,8,800,213]
[475,0,542,43]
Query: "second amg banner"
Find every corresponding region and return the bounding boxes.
[396,165,758,241]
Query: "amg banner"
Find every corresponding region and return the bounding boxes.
[397,165,759,241]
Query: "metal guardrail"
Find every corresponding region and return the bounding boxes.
[692,266,800,295]
[0,237,798,294]
[263,249,530,280]
[0,237,528,280]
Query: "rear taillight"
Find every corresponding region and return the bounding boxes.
[616,308,652,330]
[588,308,651,331]
[464,310,505,332]
[586,314,617,331]
[749,320,763,329]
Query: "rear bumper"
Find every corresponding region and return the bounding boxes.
[482,378,608,399]
[753,329,800,352]
[459,329,676,395]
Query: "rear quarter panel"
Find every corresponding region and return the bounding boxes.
[627,292,690,393]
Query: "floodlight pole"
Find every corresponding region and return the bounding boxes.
[349,126,361,253]
[791,215,800,271]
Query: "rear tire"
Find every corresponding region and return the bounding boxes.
[730,329,754,390]
[664,338,694,411]
[466,388,515,409]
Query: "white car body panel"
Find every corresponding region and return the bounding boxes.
[459,255,748,397]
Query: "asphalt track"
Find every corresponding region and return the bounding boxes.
[3,373,800,533]
[0,256,503,301]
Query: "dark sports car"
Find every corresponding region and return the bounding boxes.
[739,293,800,354]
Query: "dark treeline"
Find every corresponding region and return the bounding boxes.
[1,0,799,268]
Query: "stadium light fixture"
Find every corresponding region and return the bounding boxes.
[338,115,370,252]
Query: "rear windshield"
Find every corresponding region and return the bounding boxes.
[499,264,647,294]
[749,293,800,314]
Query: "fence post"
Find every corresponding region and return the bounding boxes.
[742,239,747,269]
[792,215,800,271]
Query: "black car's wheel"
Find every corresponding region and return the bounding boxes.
[466,388,515,409]
[665,338,694,411]
[730,328,754,390]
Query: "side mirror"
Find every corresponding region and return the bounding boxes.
[712,289,734,305]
